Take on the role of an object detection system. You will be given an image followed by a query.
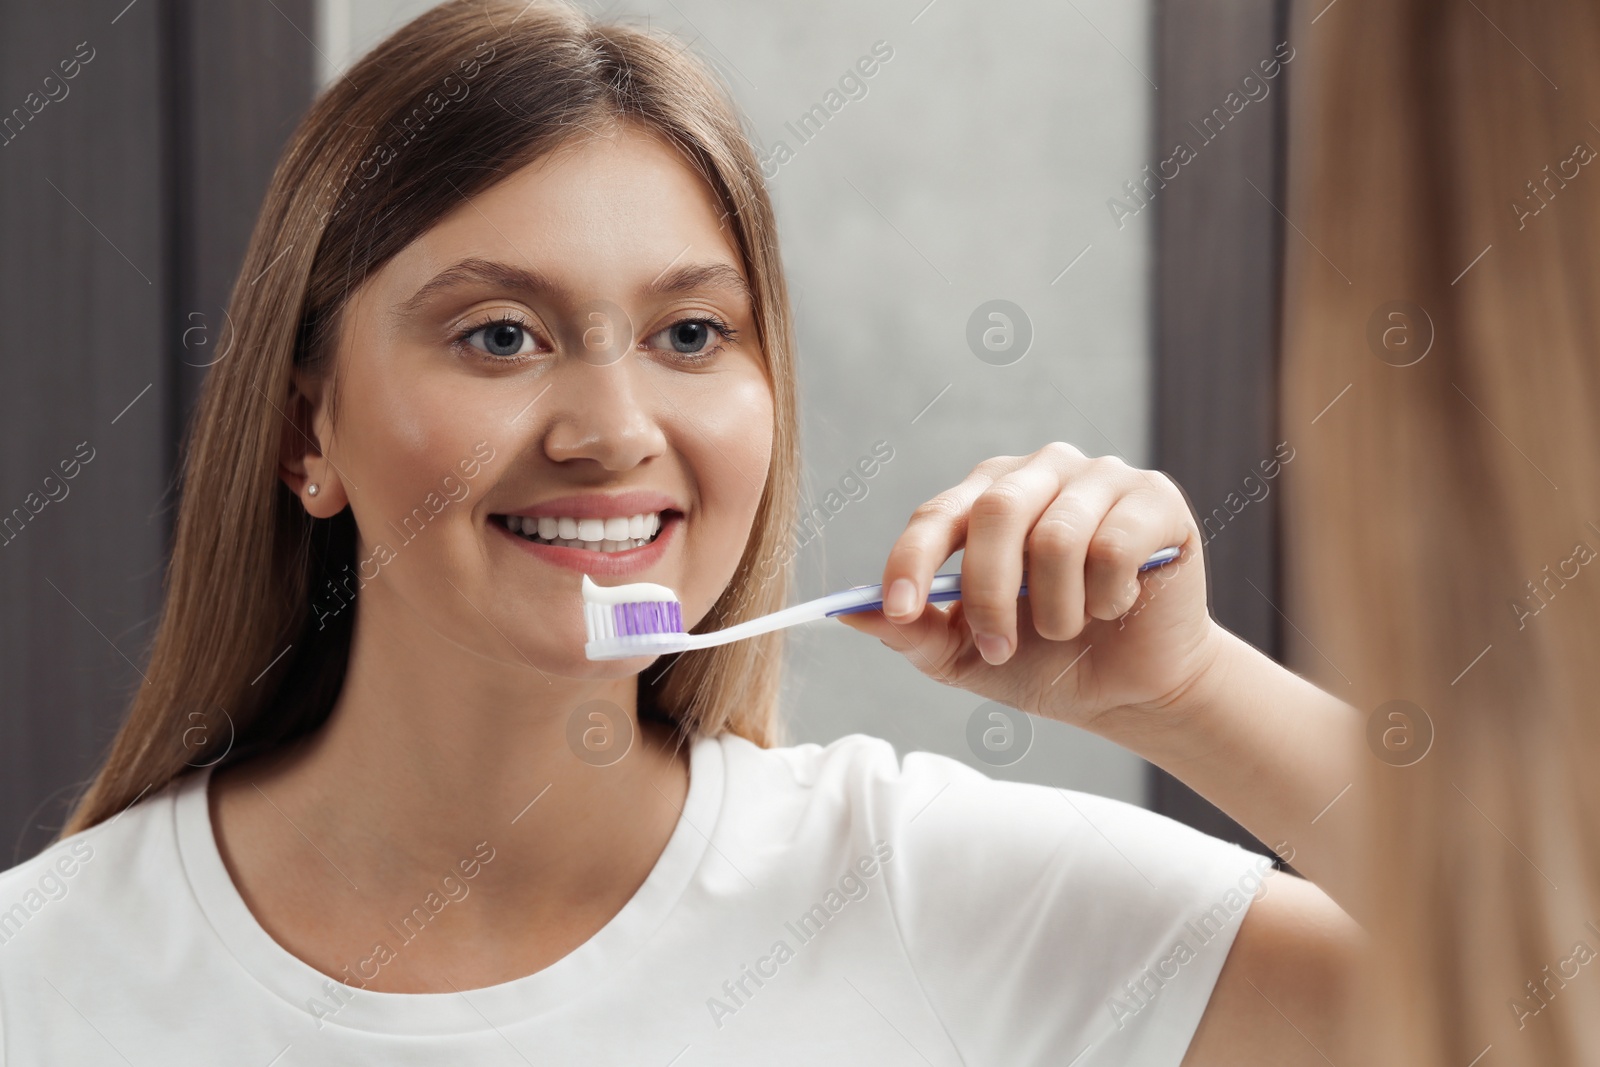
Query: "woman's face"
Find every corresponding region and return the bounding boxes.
[298,123,774,677]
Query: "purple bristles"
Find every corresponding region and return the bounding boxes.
[612,599,683,636]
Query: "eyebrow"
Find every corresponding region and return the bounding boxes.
[397,256,753,316]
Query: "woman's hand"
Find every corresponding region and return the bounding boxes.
[835,442,1225,739]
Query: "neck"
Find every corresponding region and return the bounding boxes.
[220,587,692,925]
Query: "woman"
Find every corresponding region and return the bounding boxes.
[0,1,1357,1061]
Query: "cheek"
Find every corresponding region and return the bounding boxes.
[334,341,494,532]
[679,371,774,527]
[345,342,442,458]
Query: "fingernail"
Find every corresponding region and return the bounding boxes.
[974,632,1011,665]
[884,578,918,617]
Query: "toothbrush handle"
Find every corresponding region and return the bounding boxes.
[675,545,1185,649]
[823,544,1182,618]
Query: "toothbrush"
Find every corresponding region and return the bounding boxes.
[582,545,1182,661]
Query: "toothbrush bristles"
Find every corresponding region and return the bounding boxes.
[616,599,683,636]
[580,575,689,654]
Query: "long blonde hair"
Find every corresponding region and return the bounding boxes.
[58,0,800,838]
[1280,0,1600,1061]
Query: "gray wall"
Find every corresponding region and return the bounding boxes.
[318,0,1157,806]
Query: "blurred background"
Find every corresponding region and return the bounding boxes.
[1,0,1289,863]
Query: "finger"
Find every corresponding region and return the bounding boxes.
[1024,473,1123,641]
[960,461,1069,665]
[1083,484,1192,620]
[834,601,958,663]
[879,456,1023,624]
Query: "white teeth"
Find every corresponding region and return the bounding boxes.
[502,510,668,552]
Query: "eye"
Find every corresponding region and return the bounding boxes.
[645,316,737,361]
[458,315,538,358]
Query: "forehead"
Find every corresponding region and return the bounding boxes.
[390,124,743,297]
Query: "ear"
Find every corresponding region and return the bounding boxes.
[278,368,348,518]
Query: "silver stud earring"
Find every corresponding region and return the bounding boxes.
[307,483,320,497]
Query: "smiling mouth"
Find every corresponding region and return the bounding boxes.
[493,511,676,553]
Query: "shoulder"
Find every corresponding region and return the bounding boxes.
[716,727,1022,806]
[715,729,900,792]
[712,729,958,847]
[713,731,1270,1065]
[0,773,191,963]
[0,775,203,1058]
[714,729,1266,919]
[717,730,1254,880]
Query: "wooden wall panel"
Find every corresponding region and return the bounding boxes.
[1150,0,1290,855]
[0,0,312,864]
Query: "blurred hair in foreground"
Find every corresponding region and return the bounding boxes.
[1280,0,1600,1061]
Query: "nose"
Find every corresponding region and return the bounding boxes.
[540,358,668,472]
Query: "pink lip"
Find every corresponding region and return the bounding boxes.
[501,490,684,520]
[495,512,680,576]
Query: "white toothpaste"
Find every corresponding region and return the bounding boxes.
[581,574,679,604]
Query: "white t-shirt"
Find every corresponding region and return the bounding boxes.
[0,730,1266,1065]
